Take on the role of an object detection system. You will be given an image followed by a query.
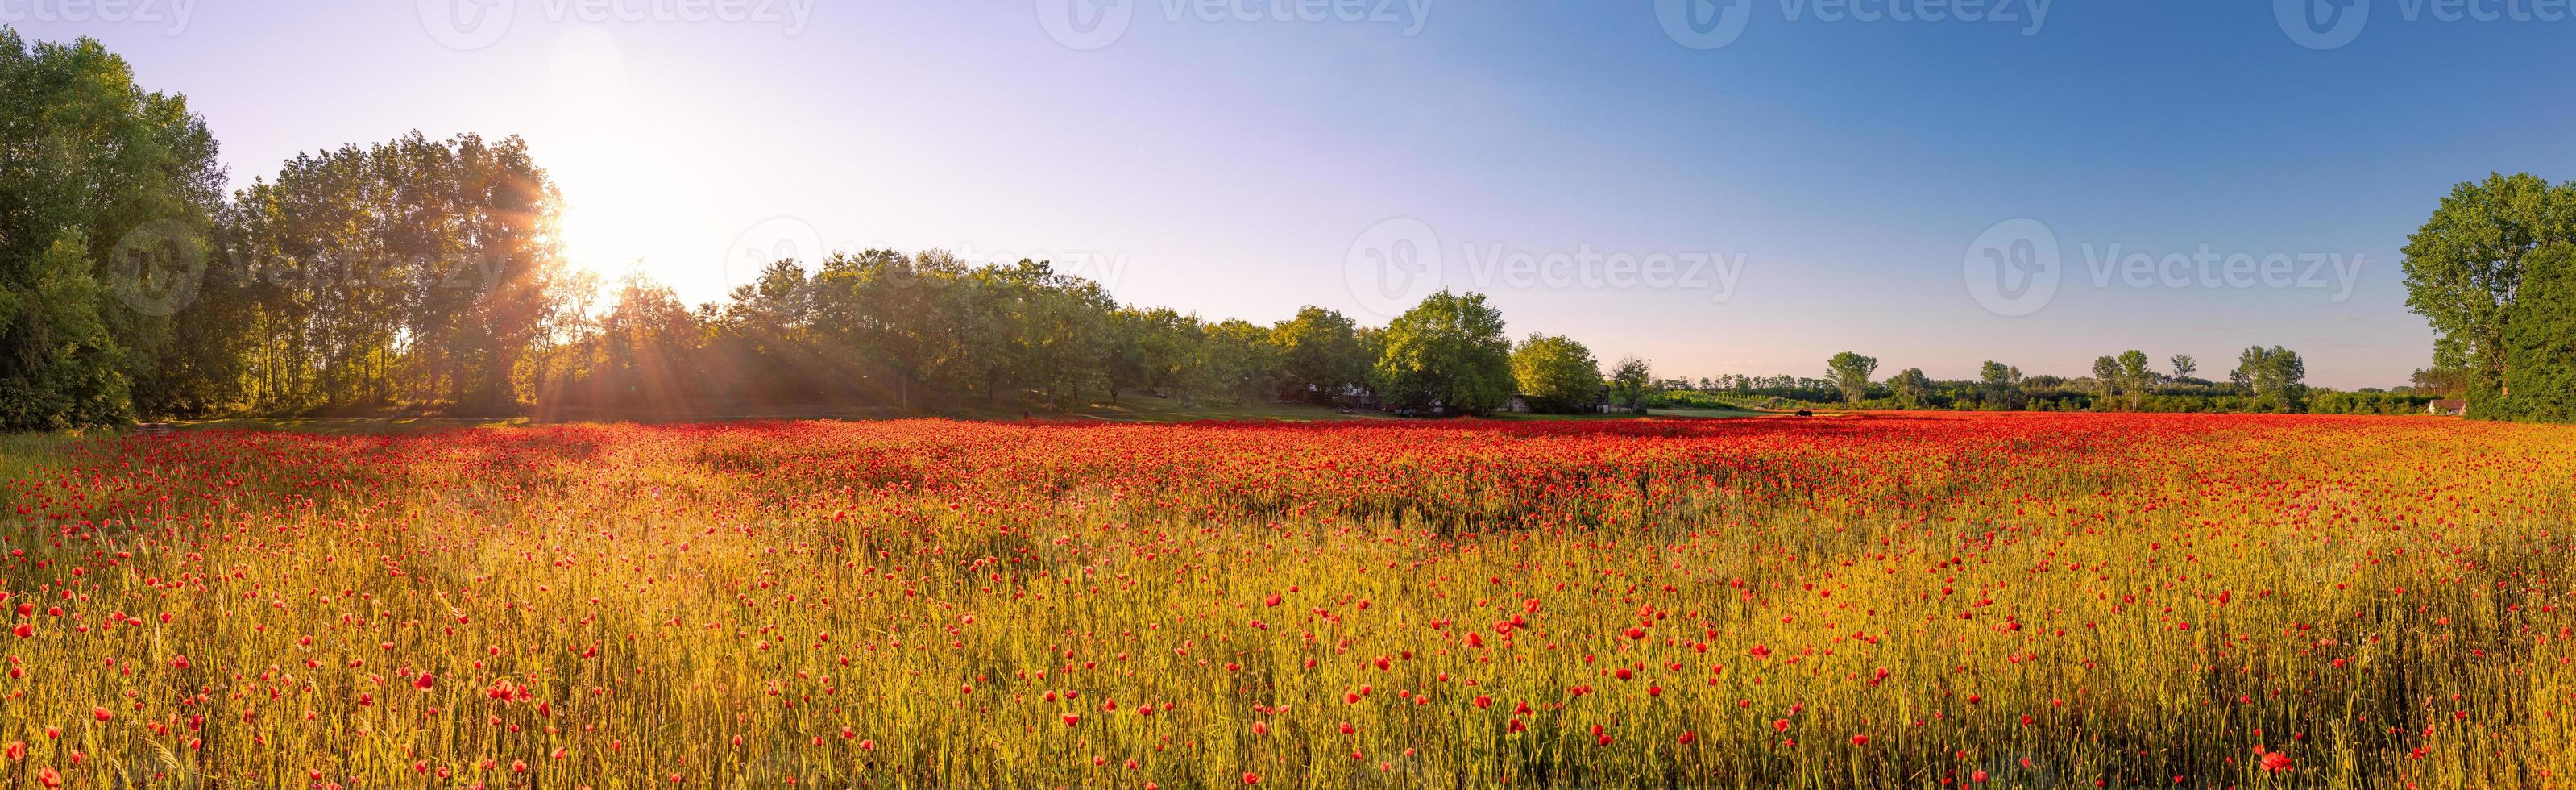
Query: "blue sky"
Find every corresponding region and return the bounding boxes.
[13,1,2571,388]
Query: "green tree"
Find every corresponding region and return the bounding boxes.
[1508,334,1600,414]
[2408,366,2470,400]
[1272,306,1369,402]
[1979,360,2026,409]
[2089,356,2122,405]
[2402,173,2576,418]
[2169,354,2197,381]
[810,248,932,408]
[547,273,703,414]
[1888,368,1931,406]
[2117,349,2153,409]
[0,31,224,427]
[1825,352,1877,404]
[707,258,818,405]
[221,131,571,412]
[2501,243,2576,422]
[1193,318,1280,405]
[1130,307,1205,403]
[1010,261,1116,409]
[2232,346,2308,412]
[1100,306,1153,404]
[1373,290,1512,414]
[1607,356,1653,411]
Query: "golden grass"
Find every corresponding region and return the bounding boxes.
[0,413,2568,788]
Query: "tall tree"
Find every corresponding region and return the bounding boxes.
[1195,318,1281,405]
[1130,307,1204,404]
[2500,243,2576,422]
[1978,361,2019,388]
[1509,334,1600,414]
[2408,366,2470,400]
[1607,356,1653,411]
[1889,368,1931,406]
[1010,261,1116,408]
[1373,290,1512,414]
[1824,352,1877,405]
[2169,354,2198,381]
[1100,306,1153,404]
[2232,346,2308,411]
[2402,173,2576,417]
[555,273,703,414]
[831,248,940,409]
[1271,306,1369,403]
[221,131,570,412]
[707,258,818,405]
[2116,349,2153,409]
[0,31,224,427]
[1978,360,2026,409]
[2090,356,2123,403]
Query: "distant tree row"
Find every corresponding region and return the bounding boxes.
[538,256,1417,416]
[1648,345,2437,416]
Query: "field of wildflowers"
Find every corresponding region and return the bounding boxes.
[2,413,2570,788]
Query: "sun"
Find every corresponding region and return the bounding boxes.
[538,27,674,291]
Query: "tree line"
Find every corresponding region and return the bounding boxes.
[0,31,1698,425]
[0,31,2533,428]
[0,31,1612,425]
[1653,344,2436,415]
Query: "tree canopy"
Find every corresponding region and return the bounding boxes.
[2403,173,2576,418]
[1607,357,1653,411]
[1374,290,1512,414]
[210,131,571,414]
[1272,306,1371,402]
[2232,346,2308,412]
[1509,334,1600,414]
[1825,352,1877,404]
[2500,243,2576,422]
[0,29,223,428]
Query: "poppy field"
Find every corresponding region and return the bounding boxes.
[2,413,2574,788]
